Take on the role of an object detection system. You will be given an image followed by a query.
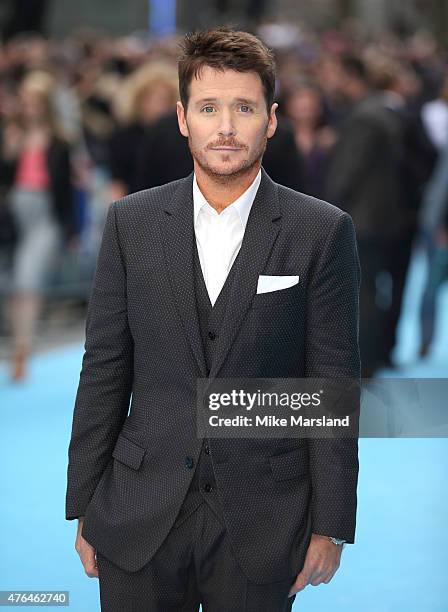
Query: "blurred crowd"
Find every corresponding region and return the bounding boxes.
[1,21,448,380]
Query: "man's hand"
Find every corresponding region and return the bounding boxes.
[75,518,98,578]
[288,533,343,597]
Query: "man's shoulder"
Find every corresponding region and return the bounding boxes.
[276,182,348,227]
[112,175,191,218]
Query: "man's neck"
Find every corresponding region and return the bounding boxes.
[194,162,261,214]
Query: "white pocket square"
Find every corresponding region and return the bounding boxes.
[256,275,300,294]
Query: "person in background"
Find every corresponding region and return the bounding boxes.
[418,142,448,357]
[108,62,179,200]
[360,56,437,366]
[0,70,76,381]
[421,75,448,154]
[283,79,336,198]
[324,55,408,376]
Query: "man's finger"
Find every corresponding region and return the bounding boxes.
[288,568,312,595]
[81,549,98,578]
[307,564,328,585]
[322,568,337,584]
[310,573,326,586]
[85,564,98,578]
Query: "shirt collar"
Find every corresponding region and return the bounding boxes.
[193,168,261,229]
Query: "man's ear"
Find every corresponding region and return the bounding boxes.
[267,102,278,139]
[176,101,189,138]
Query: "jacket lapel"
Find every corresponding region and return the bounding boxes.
[160,173,208,377]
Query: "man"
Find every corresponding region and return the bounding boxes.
[324,55,408,376]
[66,27,360,611]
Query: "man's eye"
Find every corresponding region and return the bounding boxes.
[201,106,215,113]
[239,105,252,113]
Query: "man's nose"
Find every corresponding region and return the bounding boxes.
[217,109,236,136]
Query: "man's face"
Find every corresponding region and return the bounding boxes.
[177,66,278,180]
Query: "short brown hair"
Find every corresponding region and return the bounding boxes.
[177,26,276,113]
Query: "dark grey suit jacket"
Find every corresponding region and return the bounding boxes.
[65,167,361,583]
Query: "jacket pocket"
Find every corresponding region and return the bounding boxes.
[269,446,309,481]
[112,433,146,470]
[251,281,302,309]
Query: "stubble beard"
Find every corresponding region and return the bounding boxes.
[186,123,269,186]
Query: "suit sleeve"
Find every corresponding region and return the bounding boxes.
[65,201,134,520]
[305,212,361,543]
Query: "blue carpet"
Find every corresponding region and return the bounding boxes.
[0,244,447,611]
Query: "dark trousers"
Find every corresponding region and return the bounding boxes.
[358,234,414,375]
[419,230,448,348]
[97,499,297,611]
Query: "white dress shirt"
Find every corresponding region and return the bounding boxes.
[193,169,261,306]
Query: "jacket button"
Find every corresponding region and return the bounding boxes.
[185,456,194,469]
[203,483,212,492]
[204,444,210,455]
[208,331,217,340]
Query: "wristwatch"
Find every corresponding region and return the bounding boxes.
[327,537,346,547]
